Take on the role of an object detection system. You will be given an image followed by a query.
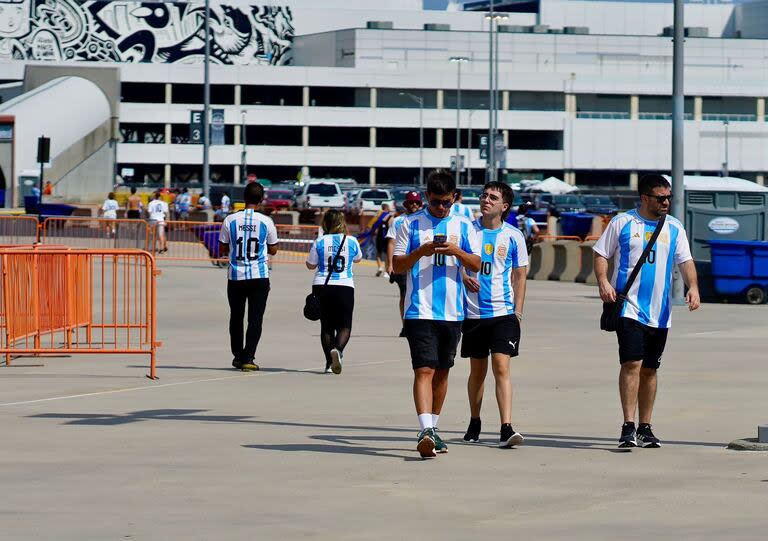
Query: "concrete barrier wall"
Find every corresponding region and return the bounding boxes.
[549,240,582,281]
[528,241,556,281]
[575,241,597,284]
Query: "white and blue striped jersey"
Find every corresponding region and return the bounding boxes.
[465,220,529,319]
[394,209,482,321]
[219,209,278,281]
[385,214,407,240]
[593,209,693,329]
[307,234,363,287]
[451,203,473,220]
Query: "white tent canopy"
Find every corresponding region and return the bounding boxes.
[525,176,579,194]
[663,175,768,193]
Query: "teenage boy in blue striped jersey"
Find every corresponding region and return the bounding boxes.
[461,181,529,448]
[393,170,482,458]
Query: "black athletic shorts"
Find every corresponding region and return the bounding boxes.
[616,317,668,369]
[127,209,141,219]
[313,285,354,330]
[461,314,521,359]
[389,272,406,296]
[404,319,462,370]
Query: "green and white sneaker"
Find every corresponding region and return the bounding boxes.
[433,428,448,453]
[416,428,437,458]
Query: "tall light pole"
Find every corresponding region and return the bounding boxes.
[202,0,211,198]
[670,0,685,301]
[722,119,729,177]
[240,110,247,184]
[468,104,485,185]
[487,0,495,182]
[450,56,470,183]
[400,92,425,186]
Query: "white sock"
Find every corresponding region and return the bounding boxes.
[418,413,433,431]
[432,414,440,428]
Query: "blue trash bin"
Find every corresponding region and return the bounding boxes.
[559,212,595,238]
[24,195,39,214]
[709,239,768,304]
[38,203,76,216]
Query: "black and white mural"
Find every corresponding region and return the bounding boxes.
[0,1,293,65]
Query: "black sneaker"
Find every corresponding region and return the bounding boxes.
[398,328,407,338]
[618,422,637,448]
[636,424,662,448]
[463,418,481,443]
[499,424,525,448]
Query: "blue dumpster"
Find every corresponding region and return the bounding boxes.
[709,239,768,304]
[38,203,77,216]
[24,195,39,214]
[559,212,595,238]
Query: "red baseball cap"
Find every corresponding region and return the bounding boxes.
[405,191,422,203]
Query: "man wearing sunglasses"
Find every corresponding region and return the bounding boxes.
[594,174,700,449]
[386,191,423,337]
[393,170,482,458]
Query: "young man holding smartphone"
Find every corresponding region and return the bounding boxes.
[393,170,481,458]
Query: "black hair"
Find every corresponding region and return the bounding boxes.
[483,181,514,219]
[638,174,671,196]
[426,169,456,196]
[244,182,264,205]
[130,187,137,194]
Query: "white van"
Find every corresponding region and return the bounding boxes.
[295,181,345,210]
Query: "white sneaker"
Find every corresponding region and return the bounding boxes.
[382,272,390,279]
[330,348,342,375]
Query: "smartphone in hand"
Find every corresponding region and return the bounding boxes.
[433,234,447,244]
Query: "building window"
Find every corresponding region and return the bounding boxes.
[508,130,563,150]
[309,126,369,146]
[120,123,165,144]
[242,85,302,106]
[308,87,365,107]
[121,82,165,103]
[509,91,564,112]
[244,125,303,146]
[376,128,436,148]
[377,89,437,109]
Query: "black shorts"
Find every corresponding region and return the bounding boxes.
[313,285,354,330]
[404,319,462,370]
[389,273,406,296]
[461,315,521,359]
[127,209,141,219]
[616,317,668,369]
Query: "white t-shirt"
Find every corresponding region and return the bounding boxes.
[102,199,119,219]
[385,214,408,241]
[219,209,278,280]
[307,234,363,288]
[220,195,231,213]
[147,199,169,222]
[593,209,693,329]
[198,196,212,210]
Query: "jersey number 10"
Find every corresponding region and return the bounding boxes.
[235,237,260,262]
[327,255,346,273]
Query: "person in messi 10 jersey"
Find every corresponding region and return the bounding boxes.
[594,174,700,449]
[461,181,529,448]
[219,182,279,372]
[393,170,482,458]
[306,210,363,375]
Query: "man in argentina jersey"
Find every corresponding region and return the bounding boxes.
[460,182,529,448]
[385,190,423,336]
[594,174,700,449]
[393,170,481,458]
[451,188,474,219]
[218,182,279,372]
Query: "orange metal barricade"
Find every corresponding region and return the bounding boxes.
[40,217,151,251]
[0,248,159,379]
[0,215,39,245]
[273,225,318,264]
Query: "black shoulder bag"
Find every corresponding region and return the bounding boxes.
[303,235,347,321]
[600,215,665,332]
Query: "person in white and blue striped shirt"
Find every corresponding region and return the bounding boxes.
[393,170,482,458]
[219,183,279,372]
[451,189,474,220]
[460,181,529,448]
[306,210,363,374]
[594,173,700,449]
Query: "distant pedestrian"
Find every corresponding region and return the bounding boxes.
[219,182,279,371]
[594,174,700,449]
[100,192,120,237]
[148,192,170,253]
[216,192,232,222]
[393,170,481,458]
[306,210,363,374]
[451,188,473,219]
[515,203,540,254]
[386,191,422,337]
[175,188,191,220]
[127,187,143,219]
[374,203,392,278]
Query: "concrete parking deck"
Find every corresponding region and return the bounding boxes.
[1,263,766,540]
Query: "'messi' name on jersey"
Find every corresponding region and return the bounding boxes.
[239,224,260,232]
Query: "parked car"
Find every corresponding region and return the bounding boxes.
[534,193,586,216]
[263,188,295,211]
[351,188,394,214]
[295,181,345,210]
[582,195,619,215]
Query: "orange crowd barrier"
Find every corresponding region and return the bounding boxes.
[40,217,151,251]
[0,247,159,379]
[0,215,39,245]
[273,225,318,264]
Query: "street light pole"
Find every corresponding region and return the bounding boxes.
[488,0,495,182]
[467,105,485,185]
[400,92,425,186]
[450,56,470,183]
[670,0,685,301]
[723,119,729,177]
[202,0,211,198]
[241,110,247,184]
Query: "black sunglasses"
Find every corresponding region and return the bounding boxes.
[643,193,673,203]
[429,199,454,209]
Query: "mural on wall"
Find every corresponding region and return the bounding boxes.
[0,1,293,65]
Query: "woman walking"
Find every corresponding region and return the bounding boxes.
[306,210,362,374]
